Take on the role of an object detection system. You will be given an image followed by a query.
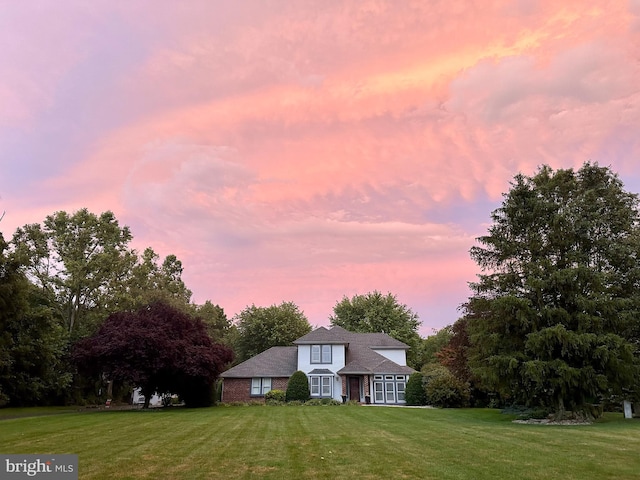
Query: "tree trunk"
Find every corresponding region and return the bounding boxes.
[141,385,153,409]
[553,396,566,421]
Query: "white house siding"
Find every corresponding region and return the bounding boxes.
[297,344,346,401]
[372,348,407,366]
[297,344,346,373]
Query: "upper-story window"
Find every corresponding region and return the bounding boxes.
[311,344,332,363]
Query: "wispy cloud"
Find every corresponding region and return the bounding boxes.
[2,0,639,334]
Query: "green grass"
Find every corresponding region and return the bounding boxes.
[1,406,638,479]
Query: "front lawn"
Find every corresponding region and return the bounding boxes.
[0,406,638,479]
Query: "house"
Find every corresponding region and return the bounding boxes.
[220,325,415,404]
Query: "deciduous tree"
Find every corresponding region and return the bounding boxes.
[330,291,421,368]
[233,302,311,362]
[12,209,135,336]
[466,163,640,419]
[11,210,193,337]
[190,301,231,344]
[73,301,233,408]
[419,326,452,368]
[0,233,70,406]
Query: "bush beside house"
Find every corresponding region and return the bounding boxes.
[405,372,427,406]
[286,371,310,402]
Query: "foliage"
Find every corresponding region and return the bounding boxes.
[418,326,452,368]
[233,302,311,362]
[73,301,233,408]
[285,371,310,402]
[304,398,342,406]
[426,374,470,408]
[330,290,422,368]
[0,233,71,407]
[436,317,472,384]
[466,163,640,418]
[191,301,231,344]
[117,247,192,312]
[12,209,135,337]
[405,372,427,406]
[265,389,286,404]
[421,362,470,407]
[11,210,193,338]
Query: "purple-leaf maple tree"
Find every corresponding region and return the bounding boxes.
[73,301,233,407]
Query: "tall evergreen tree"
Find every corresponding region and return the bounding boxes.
[466,163,640,419]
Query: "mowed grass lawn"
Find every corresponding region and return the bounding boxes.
[1,406,639,480]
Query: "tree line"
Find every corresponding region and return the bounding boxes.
[0,208,423,407]
[2,162,639,417]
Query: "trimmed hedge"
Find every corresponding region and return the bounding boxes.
[286,371,310,402]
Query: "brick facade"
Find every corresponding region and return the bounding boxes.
[221,377,290,403]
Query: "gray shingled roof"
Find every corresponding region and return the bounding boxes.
[338,344,415,375]
[221,326,414,378]
[308,368,334,375]
[294,325,409,349]
[220,346,297,378]
[294,326,348,344]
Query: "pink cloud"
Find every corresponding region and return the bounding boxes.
[2,0,640,334]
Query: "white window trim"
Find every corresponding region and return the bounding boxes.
[311,344,332,364]
[309,375,333,398]
[251,377,272,396]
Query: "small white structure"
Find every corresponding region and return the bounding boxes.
[623,400,633,419]
[131,388,163,407]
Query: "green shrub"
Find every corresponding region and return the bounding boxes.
[516,408,550,421]
[426,374,470,408]
[286,400,303,406]
[265,389,286,404]
[421,362,450,381]
[405,372,427,406]
[286,371,310,402]
[304,398,342,406]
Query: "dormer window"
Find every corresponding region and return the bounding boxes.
[311,344,332,364]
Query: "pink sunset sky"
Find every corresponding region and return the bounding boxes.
[1,1,639,336]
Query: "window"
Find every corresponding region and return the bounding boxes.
[310,377,320,396]
[385,381,395,403]
[322,376,332,396]
[372,375,408,404]
[374,381,384,402]
[311,345,332,364]
[251,377,272,396]
[397,379,406,402]
[309,375,333,397]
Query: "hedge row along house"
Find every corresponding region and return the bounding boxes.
[220,325,415,404]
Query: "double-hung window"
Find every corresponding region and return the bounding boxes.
[311,345,332,364]
[251,377,272,396]
[309,376,333,398]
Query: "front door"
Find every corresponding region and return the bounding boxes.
[349,377,360,401]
